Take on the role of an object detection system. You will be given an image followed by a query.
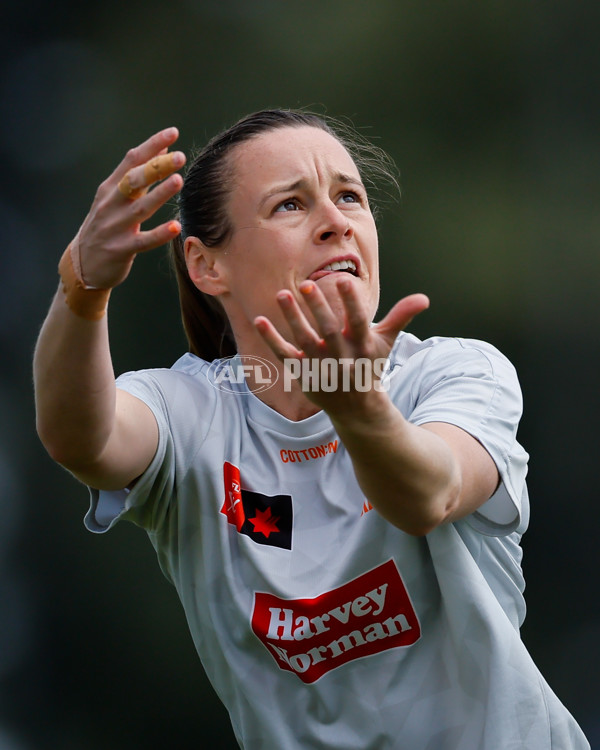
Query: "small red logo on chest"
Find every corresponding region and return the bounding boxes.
[221,462,293,549]
[251,559,420,683]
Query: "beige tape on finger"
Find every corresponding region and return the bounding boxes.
[117,152,178,200]
[143,152,178,184]
[117,171,146,200]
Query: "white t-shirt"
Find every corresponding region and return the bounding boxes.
[85,333,590,750]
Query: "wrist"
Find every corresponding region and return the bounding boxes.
[329,388,397,433]
[58,243,111,321]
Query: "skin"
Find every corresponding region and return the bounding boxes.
[34,125,499,535]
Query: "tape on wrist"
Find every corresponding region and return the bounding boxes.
[58,244,111,321]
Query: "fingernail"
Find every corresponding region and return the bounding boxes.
[168,221,180,234]
[301,283,314,295]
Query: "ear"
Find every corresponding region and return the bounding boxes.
[184,236,228,296]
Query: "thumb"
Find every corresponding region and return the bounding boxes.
[373,293,430,341]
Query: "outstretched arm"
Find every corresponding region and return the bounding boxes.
[255,278,498,536]
[34,128,186,490]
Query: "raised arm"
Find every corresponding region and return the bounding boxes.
[34,128,186,490]
[255,280,499,536]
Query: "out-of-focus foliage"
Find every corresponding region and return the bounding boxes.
[1,0,598,747]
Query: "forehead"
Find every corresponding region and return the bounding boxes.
[229,126,361,190]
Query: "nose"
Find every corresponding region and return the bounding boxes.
[313,200,354,244]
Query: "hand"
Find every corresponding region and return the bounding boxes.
[72,127,186,289]
[254,276,429,413]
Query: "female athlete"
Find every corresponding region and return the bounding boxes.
[34,109,589,749]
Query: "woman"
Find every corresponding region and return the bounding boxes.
[34,110,589,748]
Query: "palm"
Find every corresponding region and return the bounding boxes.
[255,277,429,408]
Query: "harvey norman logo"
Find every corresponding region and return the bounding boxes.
[251,560,420,684]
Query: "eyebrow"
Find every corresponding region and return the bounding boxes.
[258,172,366,208]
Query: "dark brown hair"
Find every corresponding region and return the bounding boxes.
[170,109,398,361]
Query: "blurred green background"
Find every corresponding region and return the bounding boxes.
[1,0,598,747]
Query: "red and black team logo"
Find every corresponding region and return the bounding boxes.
[220,462,293,550]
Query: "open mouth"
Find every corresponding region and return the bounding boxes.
[309,259,359,281]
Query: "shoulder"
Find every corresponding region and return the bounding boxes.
[114,353,224,443]
[390,331,517,372]
[387,331,523,423]
[388,332,521,401]
[115,353,257,436]
[116,353,215,398]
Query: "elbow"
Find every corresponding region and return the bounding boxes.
[36,418,61,462]
[36,421,74,468]
[414,467,464,535]
[399,516,442,538]
[395,485,463,538]
[381,504,444,537]
[35,418,98,472]
[398,514,450,538]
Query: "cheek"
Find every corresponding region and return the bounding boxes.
[360,217,378,257]
[366,232,380,276]
[367,232,380,314]
[245,227,299,266]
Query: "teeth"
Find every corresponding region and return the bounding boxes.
[321,260,357,273]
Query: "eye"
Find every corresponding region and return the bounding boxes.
[274,198,301,212]
[338,191,361,205]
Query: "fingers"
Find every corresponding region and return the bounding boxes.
[374,294,430,339]
[133,218,182,255]
[258,284,429,367]
[295,278,371,350]
[335,278,370,341]
[298,283,342,340]
[113,127,181,182]
[118,151,186,200]
[278,286,334,354]
[254,315,304,361]
[116,168,184,235]
[122,165,186,254]
[270,279,371,358]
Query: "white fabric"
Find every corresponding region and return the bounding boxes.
[85,333,589,749]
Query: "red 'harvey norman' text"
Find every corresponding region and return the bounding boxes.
[251,560,420,683]
[280,440,338,464]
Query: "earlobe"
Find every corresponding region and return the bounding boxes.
[184,236,228,296]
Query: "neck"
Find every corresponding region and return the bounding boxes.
[224,308,321,420]
[254,371,321,422]
[235,341,321,422]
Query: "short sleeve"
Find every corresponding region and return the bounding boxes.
[84,370,176,534]
[389,336,529,536]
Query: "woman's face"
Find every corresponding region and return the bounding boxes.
[205,126,380,344]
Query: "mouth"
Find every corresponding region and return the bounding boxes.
[309,257,359,282]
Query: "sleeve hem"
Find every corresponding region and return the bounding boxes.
[84,488,129,534]
[413,417,525,537]
[82,382,169,534]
